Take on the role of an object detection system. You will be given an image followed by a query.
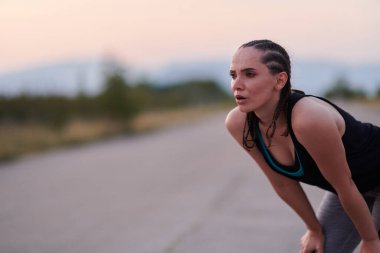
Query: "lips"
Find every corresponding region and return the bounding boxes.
[235,95,247,104]
[235,95,246,100]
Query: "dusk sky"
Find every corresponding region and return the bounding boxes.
[1,0,380,74]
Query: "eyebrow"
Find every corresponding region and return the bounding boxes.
[241,68,257,72]
[230,68,257,73]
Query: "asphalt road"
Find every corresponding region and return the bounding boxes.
[0,103,379,253]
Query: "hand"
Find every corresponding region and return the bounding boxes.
[360,239,380,253]
[299,229,324,253]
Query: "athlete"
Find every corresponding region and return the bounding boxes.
[225,39,380,253]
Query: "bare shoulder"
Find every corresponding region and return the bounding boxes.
[225,106,246,138]
[291,97,344,137]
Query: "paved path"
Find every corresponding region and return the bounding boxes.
[0,103,379,253]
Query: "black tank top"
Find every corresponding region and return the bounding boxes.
[256,92,380,193]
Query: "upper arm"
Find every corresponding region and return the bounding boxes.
[225,106,246,142]
[292,100,353,193]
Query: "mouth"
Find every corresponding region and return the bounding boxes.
[235,95,247,104]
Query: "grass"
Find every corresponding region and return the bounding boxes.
[360,98,380,108]
[0,104,231,162]
[131,104,230,132]
[0,120,127,161]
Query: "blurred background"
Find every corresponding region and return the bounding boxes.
[0,0,379,252]
[1,0,380,160]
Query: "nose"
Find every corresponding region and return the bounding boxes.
[231,76,244,91]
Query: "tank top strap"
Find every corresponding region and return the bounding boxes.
[286,91,307,143]
[287,91,306,121]
[288,90,307,111]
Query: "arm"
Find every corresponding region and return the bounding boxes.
[225,108,324,252]
[292,101,380,247]
[248,141,324,253]
[272,178,324,253]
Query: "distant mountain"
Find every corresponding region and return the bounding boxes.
[0,58,379,97]
[0,60,104,97]
[291,60,380,95]
[146,59,230,88]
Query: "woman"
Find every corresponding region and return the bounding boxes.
[225,39,380,253]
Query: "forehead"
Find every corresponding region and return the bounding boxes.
[230,47,265,70]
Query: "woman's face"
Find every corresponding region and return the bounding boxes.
[230,47,280,113]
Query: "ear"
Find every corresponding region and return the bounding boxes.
[275,72,288,90]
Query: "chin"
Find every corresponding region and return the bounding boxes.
[237,104,254,113]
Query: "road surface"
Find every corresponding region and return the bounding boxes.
[0,103,379,253]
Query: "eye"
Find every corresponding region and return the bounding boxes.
[246,71,256,78]
[229,71,237,80]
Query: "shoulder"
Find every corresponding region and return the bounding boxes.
[225,106,246,138]
[291,97,343,140]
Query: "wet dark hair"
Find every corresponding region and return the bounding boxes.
[240,39,296,150]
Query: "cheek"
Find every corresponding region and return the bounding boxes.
[247,78,276,105]
[248,77,273,94]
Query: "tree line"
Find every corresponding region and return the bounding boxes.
[324,77,380,100]
[0,69,231,128]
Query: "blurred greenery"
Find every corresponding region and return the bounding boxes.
[376,83,380,99]
[324,77,370,100]
[0,64,232,160]
[135,79,231,109]
[98,68,140,120]
[0,72,230,129]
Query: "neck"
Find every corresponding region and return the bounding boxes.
[258,112,286,129]
[255,94,288,134]
[254,94,281,126]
